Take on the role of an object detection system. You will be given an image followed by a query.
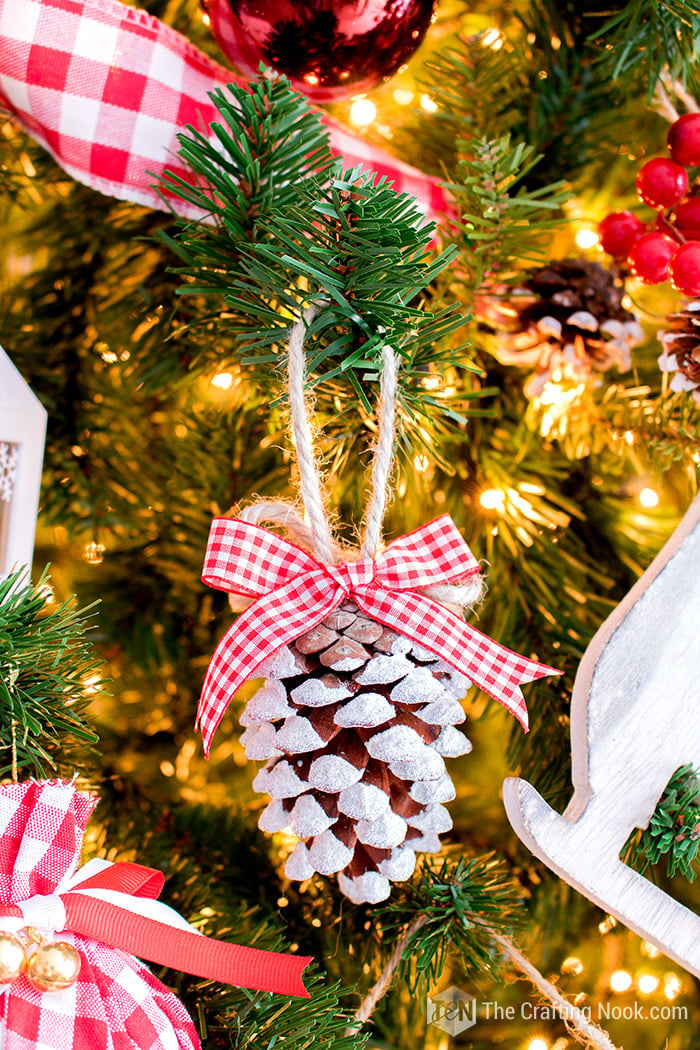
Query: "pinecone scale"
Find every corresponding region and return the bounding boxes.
[241,602,472,903]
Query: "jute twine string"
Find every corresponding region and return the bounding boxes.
[232,305,481,610]
[247,320,618,1050]
[349,924,620,1050]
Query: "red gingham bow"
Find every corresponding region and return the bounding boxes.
[198,516,559,753]
[0,0,446,221]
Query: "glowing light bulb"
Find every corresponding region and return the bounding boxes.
[639,487,659,508]
[664,974,682,1000]
[420,94,438,113]
[211,372,234,390]
[561,956,584,976]
[482,27,504,50]
[413,454,430,472]
[480,488,505,511]
[349,98,377,126]
[638,974,659,994]
[575,227,599,250]
[610,970,633,993]
[528,1040,548,1050]
[393,88,414,106]
[83,541,105,565]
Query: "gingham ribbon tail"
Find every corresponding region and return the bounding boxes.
[198,516,559,752]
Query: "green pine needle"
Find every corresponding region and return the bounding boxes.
[159,68,481,450]
[623,764,700,881]
[0,567,101,779]
[378,854,523,991]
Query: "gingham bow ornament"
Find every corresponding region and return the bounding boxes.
[197,515,558,753]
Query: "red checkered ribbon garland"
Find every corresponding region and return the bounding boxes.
[198,516,559,753]
[0,0,446,221]
[0,780,310,1050]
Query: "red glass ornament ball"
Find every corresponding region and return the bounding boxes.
[668,113,700,168]
[202,0,436,103]
[673,197,700,239]
[598,210,645,258]
[636,158,689,209]
[669,242,700,296]
[627,231,677,284]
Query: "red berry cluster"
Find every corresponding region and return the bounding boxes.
[599,113,700,296]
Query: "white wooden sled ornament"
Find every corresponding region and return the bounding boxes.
[503,492,700,977]
[0,346,47,576]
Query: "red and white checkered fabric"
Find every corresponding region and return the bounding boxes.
[198,516,560,753]
[0,0,446,221]
[0,781,200,1050]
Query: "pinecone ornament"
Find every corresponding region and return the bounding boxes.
[241,601,472,904]
[658,300,700,401]
[491,259,643,396]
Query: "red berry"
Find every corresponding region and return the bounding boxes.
[627,232,677,283]
[636,158,689,209]
[673,197,700,239]
[668,113,700,167]
[598,210,645,257]
[669,242,700,295]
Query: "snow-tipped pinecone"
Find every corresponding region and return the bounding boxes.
[240,601,472,904]
[658,301,700,402]
[491,259,643,395]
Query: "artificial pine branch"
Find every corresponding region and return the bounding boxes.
[376,854,522,990]
[0,568,101,779]
[444,135,570,295]
[160,70,478,442]
[589,0,700,98]
[624,764,700,881]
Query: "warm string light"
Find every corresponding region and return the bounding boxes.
[482,27,504,50]
[210,372,234,390]
[638,974,659,995]
[349,98,377,126]
[639,486,660,508]
[479,488,505,511]
[575,227,600,250]
[609,970,633,993]
[83,541,105,565]
[561,956,584,976]
[420,93,438,113]
[527,1039,549,1050]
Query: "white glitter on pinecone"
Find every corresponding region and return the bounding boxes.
[243,602,473,903]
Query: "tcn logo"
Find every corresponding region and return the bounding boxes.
[426,985,477,1035]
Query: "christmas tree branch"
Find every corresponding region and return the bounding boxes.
[0,567,101,779]
[160,70,481,458]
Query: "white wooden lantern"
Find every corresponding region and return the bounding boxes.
[504,493,700,977]
[0,346,47,576]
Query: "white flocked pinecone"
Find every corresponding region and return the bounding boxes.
[240,601,472,904]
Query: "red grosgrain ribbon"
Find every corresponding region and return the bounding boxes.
[1,861,311,997]
[198,516,560,753]
[0,0,446,222]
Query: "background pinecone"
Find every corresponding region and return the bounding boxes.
[658,300,700,401]
[489,259,643,395]
[240,601,472,904]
